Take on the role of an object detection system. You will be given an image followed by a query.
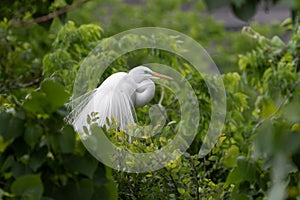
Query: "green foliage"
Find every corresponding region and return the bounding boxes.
[0,79,117,199]
[0,0,74,28]
[11,174,43,200]
[67,0,284,73]
[228,23,300,199]
[43,21,103,92]
[102,119,229,199]
[99,12,300,200]
[0,19,117,199]
[23,80,70,114]
[0,19,41,96]
[1,0,300,199]
[114,153,230,199]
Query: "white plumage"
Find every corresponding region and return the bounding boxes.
[69,66,172,135]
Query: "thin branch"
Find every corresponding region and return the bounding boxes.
[18,78,41,88]
[253,79,300,129]
[163,167,181,197]
[0,78,41,93]
[189,156,200,200]
[12,0,90,27]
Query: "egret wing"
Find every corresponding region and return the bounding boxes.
[71,72,137,134]
[65,89,97,123]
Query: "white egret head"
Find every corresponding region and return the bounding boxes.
[128,66,172,83]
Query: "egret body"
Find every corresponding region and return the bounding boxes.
[71,66,172,134]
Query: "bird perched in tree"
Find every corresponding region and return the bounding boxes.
[70,66,172,135]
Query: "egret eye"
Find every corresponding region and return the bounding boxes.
[144,70,152,75]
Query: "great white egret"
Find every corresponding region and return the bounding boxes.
[70,66,172,135]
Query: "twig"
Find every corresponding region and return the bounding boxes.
[189,156,200,200]
[12,0,90,27]
[253,79,300,129]
[162,167,181,196]
[0,78,41,93]
[18,78,41,88]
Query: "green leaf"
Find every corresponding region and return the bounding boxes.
[29,147,48,171]
[92,166,118,200]
[23,91,49,114]
[0,112,24,140]
[177,188,185,194]
[47,133,60,154]
[24,125,43,148]
[23,80,70,114]
[225,156,256,186]
[74,179,94,200]
[238,56,249,71]
[0,156,14,173]
[231,0,258,21]
[0,136,12,153]
[63,154,98,178]
[58,125,75,153]
[12,161,27,179]
[40,80,70,110]
[49,179,94,200]
[0,188,14,198]
[261,99,277,119]
[222,145,240,168]
[11,174,44,200]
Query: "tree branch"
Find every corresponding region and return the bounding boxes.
[254,79,300,129]
[12,0,90,27]
[0,78,41,93]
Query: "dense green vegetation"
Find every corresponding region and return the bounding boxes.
[1,0,300,199]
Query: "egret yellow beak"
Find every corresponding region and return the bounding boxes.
[152,72,173,80]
